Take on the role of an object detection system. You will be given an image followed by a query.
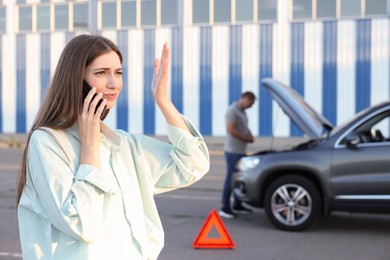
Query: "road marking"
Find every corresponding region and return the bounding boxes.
[0,252,22,258]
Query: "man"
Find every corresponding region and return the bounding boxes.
[219,91,256,219]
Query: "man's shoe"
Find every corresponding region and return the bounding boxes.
[232,204,253,214]
[218,207,237,219]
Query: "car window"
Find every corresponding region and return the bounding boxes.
[373,117,390,140]
[349,111,390,144]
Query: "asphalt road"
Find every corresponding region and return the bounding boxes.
[1,138,390,260]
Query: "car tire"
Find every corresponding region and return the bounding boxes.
[264,175,321,231]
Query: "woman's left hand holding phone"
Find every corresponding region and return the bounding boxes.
[78,87,107,169]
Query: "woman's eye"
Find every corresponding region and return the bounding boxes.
[116,71,123,75]
[95,71,105,75]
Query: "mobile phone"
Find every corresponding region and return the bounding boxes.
[82,80,107,119]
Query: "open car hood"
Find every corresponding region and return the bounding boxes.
[262,78,333,139]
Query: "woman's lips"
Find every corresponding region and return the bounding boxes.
[104,94,118,100]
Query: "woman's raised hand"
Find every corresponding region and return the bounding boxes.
[150,43,191,134]
[151,43,170,105]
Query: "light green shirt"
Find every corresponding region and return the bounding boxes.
[18,117,210,260]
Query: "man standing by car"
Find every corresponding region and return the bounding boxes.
[219,91,256,219]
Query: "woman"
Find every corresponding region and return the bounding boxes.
[17,34,210,259]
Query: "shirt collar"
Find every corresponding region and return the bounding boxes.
[65,122,122,147]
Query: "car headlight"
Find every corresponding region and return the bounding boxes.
[236,157,261,171]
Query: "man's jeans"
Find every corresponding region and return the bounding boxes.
[221,152,246,209]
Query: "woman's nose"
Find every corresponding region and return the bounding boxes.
[107,74,119,88]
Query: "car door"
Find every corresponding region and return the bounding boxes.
[330,109,390,211]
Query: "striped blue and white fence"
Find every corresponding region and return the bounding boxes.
[0,18,389,136]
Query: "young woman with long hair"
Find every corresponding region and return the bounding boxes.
[17,34,209,260]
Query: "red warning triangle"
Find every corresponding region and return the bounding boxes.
[193,209,235,249]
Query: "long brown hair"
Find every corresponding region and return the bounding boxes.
[16,34,123,204]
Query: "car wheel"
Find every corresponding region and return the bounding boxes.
[264,175,321,231]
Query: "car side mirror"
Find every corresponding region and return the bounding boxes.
[344,133,360,148]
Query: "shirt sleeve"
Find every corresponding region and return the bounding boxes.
[130,116,210,194]
[27,130,117,242]
[226,106,237,123]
